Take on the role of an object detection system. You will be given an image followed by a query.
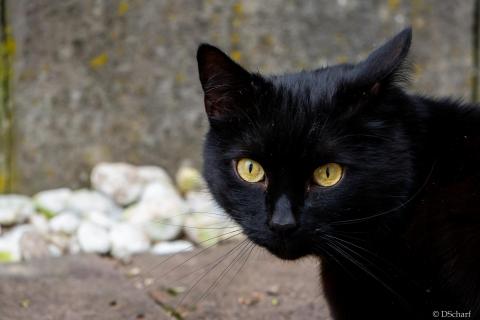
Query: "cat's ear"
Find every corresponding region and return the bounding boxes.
[353,27,412,93]
[197,44,252,119]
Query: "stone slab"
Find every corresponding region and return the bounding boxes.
[6,0,475,193]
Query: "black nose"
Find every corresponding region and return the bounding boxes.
[269,195,297,233]
[269,219,297,232]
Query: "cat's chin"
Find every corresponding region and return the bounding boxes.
[257,238,310,260]
[243,230,311,260]
[267,247,307,261]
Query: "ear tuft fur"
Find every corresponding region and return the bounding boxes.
[353,27,413,92]
[197,44,251,119]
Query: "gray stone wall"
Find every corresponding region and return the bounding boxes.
[2,0,477,193]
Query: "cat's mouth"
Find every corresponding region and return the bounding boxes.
[267,243,306,260]
[250,232,310,260]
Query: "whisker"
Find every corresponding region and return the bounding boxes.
[176,239,250,307]
[170,239,251,283]
[148,220,240,230]
[326,238,408,306]
[331,161,436,225]
[327,236,390,276]
[223,242,256,289]
[98,231,244,320]
[327,230,369,243]
[324,234,380,260]
[194,241,253,305]
[328,240,390,288]
[324,233,421,290]
[313,239,355,280]
[160,210,229,217]
[141,229,243,278]
[154,230,244,279]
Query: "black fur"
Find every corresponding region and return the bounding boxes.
[197,28,480,319]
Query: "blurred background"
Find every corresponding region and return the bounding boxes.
[1,0,475,194]
[0,1,478,319]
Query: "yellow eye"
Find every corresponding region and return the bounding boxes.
[313,163,343,187]
[236,158,265,183]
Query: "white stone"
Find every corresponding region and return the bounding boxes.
[143,220,183,242]
[125,198,188,223]
[19,230,50,260]
[175,165,204,194]
[49,213,80,235]
[90,163,174,206]
[184,213,239,247]
[85,211,115,229]
[185,191,230,223]
[0,225,34,262]
[184,192,242,244]
[0,195,35,225]
[185,191,225,216]
[47,233,71,252]
[91,163,144,206]
[33,188,72,215]
[151,240,194,256]
[6,225,34,240]
[29,214,50,234]
[124,198,188,241]
[67,189,120,218]
[0,237,21,262]
[77,222,110,254]
[109,223,150,260]
[136,165,172,185]
[140,181,183,204]
[48,245,63,257]
[68,236,81,255]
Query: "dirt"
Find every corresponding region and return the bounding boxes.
[0,242,332,320]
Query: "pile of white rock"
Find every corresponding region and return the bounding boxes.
[0,163,241,263]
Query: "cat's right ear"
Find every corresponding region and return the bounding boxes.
[351,27,412,94]
[197,44,252,119]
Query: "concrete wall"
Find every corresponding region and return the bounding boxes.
[2,0,477,194]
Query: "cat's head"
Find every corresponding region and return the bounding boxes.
[197,28,417,260]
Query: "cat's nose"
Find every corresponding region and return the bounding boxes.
[270,218,297,233]
[269,195,297,233]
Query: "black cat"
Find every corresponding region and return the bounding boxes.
[196,28,480,319]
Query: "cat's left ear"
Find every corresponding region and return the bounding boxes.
[197,44,252,120]
[353,27,412,94]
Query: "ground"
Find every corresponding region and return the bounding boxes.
[0,242,332,320]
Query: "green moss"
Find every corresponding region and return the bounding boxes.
[0,250,13,262]
[0,1,15,193]
[117,0,129,16]
[229,1,245,64]
[36,206,56,220]
[387,0,400,11]
[89,52,108,69]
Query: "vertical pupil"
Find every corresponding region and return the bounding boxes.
[248,162,253,173]
[326,166,330,178]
